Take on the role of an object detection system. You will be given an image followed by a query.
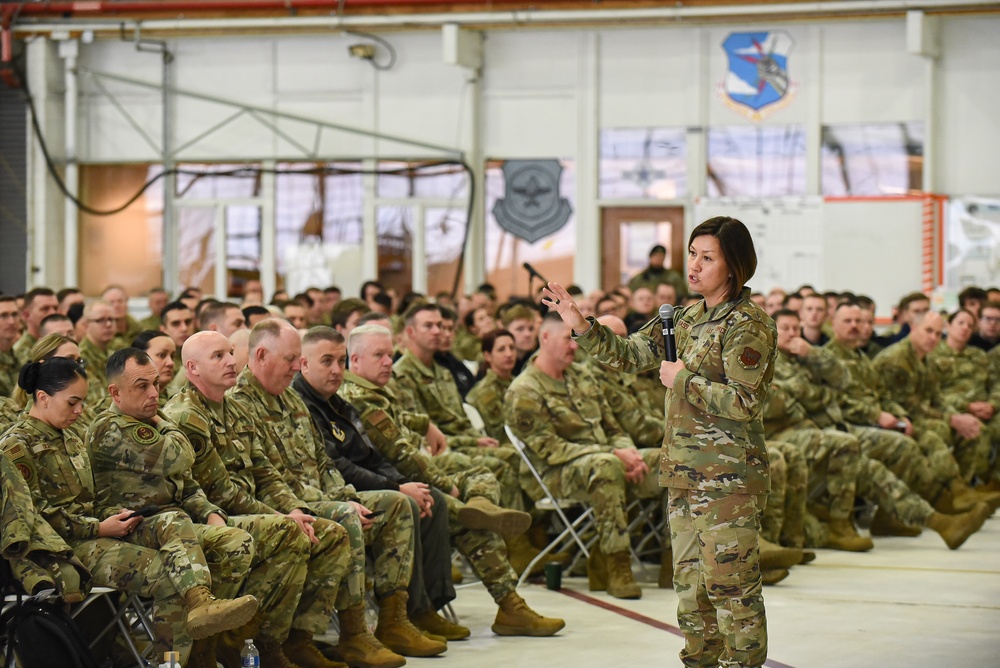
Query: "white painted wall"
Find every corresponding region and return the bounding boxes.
[25,14,1000,303]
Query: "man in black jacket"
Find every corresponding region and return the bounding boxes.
[292,326,469,641]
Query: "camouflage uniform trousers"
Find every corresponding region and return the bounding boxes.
[915,416,993,483]
[848,425,952,505]
[441,493,520,604]
[288,517,352,636]
[445,443,527,513]
[535,448,663,556]
[435,451,508,503]
[225,514,312,644]
[71,510,254,662]
[310,490,415,609]
[669,488,767,668]
[910,418,972,483]
[855,454,934,527]
[770,427,861,526]
[760,441,807,548]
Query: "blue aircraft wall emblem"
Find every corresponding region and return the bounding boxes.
[721,31,796,119]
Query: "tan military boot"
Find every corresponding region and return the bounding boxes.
[450,562,464,584]
[758,538,803,570]
[335,604,405,668]
[606,551,642,600]
[186,635,217,668]
[658,544,673,589]
[945,480,988,513]
[926,503,989,550]
[505,533,543,576]
[761,568,790,586]
[587,544,607,591]
[411,608,471,641]
[183,585,259,640]
[491,591,565,637]
[457,496,531,538]
[972,487,1000,512]
[375,591,447,658]
[825,518,875,551]
[258,638,306,668]
[869,508,922,537]
[284,628,348,668]
[216,613,262,668]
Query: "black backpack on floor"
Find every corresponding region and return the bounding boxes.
[4,597,102,668]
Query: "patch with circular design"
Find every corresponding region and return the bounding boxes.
[738,346,762,369]
[132,425,159,445]
[188,434,208,455]
[15,462,33,482]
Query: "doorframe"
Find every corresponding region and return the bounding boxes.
[600,205,686,290]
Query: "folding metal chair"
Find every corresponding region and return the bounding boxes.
[71,587,157,668]
[504,425,595,586]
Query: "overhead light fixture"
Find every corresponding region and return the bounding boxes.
[348,43,376,60]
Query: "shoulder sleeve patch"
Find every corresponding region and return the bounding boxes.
[132,425,159,445]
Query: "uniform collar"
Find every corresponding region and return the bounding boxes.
[235,365,286,413]
[522,360,570,395]
[398,349,436,378]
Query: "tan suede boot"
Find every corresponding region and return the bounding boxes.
[491,591,565,637]
[183,586,259,640]
[411,608,471,641]
[926,503,989,550]
[216,613,262,668]
[456,496,531,538]
[587,544,607,591]
[283,628,348,668]
[658,544,674,589]
[336,604,405,668]
[825,518,875,551]
[761,568,790,586]
[606,551,641,600]
[258,638,304,668]
[945,480,989,513]
[375,591,447,658]
[869,508,922,537]
[186,636,217,668]
[505,533,544,576]
[759,538,803,570]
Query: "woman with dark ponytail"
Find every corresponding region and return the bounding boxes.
[0,358,201,662]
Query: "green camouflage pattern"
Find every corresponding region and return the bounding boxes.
[0,347,18,397]
[227,367,412,614]
[338,371,520,604]
[452,326,483,363]
[393,350,524,511]
[465,369,512,445]
[505,359,664,554]
[761,440,806,548]
[13,332,36,367]
[824,339,908,426]
[164,380,351,638]
[595,363,665,449]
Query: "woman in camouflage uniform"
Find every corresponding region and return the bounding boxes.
[465,328,517,445]
[132,330,177,408]
[543,217,777,668]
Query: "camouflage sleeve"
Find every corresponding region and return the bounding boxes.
[0,437,101,541]
[86,421,134,520]
[574,317,663,374]
[804,346,849,390]
[675,320,775,422]
[160,424,227,522]
[601,381,664,448]
[359,406,456,491]
[466,385,510,444]
[987,358,1000,412]
[872,355,915,418]
[505,384,610,465]
[227,400,307,513]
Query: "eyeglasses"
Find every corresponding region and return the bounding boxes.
[91,317,116,326]
[0,313,18,320]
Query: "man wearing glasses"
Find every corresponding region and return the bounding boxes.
[79,300,119,426]
[970,301,1000,351]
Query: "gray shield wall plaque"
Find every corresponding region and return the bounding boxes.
[492,159,573,243]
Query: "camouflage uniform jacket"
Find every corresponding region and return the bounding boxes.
[338,371,458,493]
[227,367,359,506]
[13,333,36,367]
[596,365,665,449]
[505,360,635,472]
[627,265,686,297]
[452,327,482,363]
[464,370,512,445]
[163,381,306,516]
[109,315,145,352]
[0,415,104,542]
[574,288,775,494]
[824,338,908,425]
[928,342,1000,414]
[78,337,112,419]
[87,404,226,522]
[872,338,955,423]
[138,314,162,332]
[0,346,18,397]
[392,350,481,449]
[770,347,848,430]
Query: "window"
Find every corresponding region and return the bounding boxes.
[599,127,687,200]
[821,122,923,196]
[707,125,806,197]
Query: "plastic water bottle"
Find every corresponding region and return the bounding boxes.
[241,639,260,667]
[159,651,181,668]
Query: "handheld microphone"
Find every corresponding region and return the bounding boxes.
[522,262,548,283]
[659,303,677,362]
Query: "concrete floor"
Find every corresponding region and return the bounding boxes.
[394,513,1000,668]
